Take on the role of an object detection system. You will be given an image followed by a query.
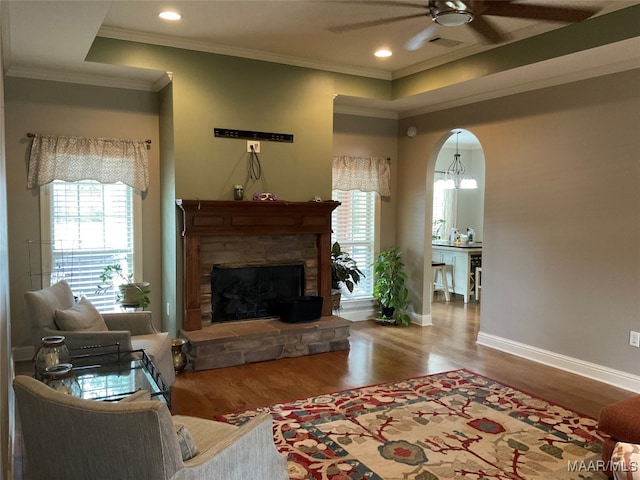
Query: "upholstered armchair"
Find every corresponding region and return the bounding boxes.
[598,395,640,477]
[13,375,289,480]
[24,280,175,386]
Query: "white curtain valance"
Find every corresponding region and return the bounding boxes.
[332,155,391,197]
[27,134,150,192]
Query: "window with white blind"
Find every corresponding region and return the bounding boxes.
[432,174,457,240]
[331,189,375,299]
[433,179,446,239]
[41,180,141,312]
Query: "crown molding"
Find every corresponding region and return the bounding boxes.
[333,105,398,120]
[5,65,172,92]
[399,37,640,119]
[98,26,392,81]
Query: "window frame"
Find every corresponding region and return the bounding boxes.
[331,189,380,302]
[39,180,143,311]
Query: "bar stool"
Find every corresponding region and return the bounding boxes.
[475,267,482,301]
[431,262,451,302]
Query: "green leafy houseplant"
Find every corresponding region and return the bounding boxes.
[331,242,363,293]
[97,264,150,309]
[372,246,410,325]
[331,242,363,310]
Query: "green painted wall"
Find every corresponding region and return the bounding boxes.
[158,83,179,336]
[88,39,344,202]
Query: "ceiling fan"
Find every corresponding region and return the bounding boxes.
[328,1,598,51]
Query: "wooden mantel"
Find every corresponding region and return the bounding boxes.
[176,199,340,331]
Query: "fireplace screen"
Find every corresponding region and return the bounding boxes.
[210,264,304,322]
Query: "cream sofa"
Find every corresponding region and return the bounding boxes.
[24,280,175,386]
[14,375,288,480]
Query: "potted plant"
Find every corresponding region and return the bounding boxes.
[331,242,363,310]
[97,264,150,309]
[372,246,410,325]
[432,218,445,240]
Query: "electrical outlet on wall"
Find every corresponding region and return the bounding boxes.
[629,330,640,347]
[247,141,260,153]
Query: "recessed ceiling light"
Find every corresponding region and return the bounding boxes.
[159,10,182,21]
[374,49,392,58]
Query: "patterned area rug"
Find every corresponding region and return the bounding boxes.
[217,369,606,479]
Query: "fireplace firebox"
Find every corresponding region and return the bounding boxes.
[211,264,304,322]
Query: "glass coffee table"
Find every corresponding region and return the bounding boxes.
[69,345,171,407]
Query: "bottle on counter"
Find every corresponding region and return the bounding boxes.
[467,228,475,243]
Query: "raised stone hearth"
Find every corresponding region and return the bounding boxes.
[181,316,351,371]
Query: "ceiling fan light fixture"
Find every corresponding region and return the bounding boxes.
[430,1,474,27]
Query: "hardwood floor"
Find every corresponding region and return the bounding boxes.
[13,297,636,479]
[171,297,635,420]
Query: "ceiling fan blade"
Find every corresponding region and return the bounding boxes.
[328,12,427,33]
[481,2,597,22]
[324,0,426,9]
[469,15,505,43]
[405,23,439,51]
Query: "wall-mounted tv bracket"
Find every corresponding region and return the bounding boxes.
[214,128,294,143]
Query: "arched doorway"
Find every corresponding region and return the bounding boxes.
[430,129,485,304]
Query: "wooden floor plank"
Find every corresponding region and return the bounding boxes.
[170,298,636,420]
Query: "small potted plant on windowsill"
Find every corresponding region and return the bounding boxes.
[97,264,150,309]
[331,242,363,310]
[372,246,410,325]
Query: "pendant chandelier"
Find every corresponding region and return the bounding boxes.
[443,131,477,190]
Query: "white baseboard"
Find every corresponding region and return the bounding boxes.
[477,332,640,393]
[335,298,376,322]
[335,299,432,327]
[410,312,433,327]
[13,345,35,363]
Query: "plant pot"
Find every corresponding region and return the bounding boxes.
[331,290,341,311]
[381,306,395,319]
[118,282,150,308]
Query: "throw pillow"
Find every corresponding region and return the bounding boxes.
[54,297,108,332]
[611,442,640,480]
[175,423,199,460]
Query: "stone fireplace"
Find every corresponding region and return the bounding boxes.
[176,199,351,370]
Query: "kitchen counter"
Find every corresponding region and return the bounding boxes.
[432,243,482,303]
[432,241,482,250]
